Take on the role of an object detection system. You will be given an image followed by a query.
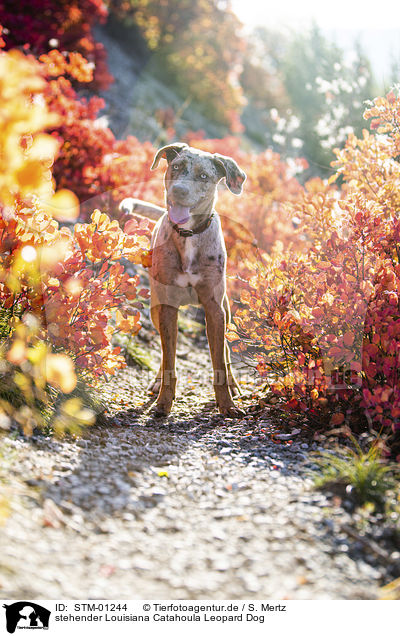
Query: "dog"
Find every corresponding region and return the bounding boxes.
[120,142,246,417]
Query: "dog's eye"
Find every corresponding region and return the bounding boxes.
[172,165,179,171]
[200,173,208,180]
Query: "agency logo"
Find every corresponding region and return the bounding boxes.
[2,602,51,634]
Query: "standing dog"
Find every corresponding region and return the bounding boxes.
[120,142,246,417]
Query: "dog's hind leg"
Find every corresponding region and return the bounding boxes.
[222,295,241,396]
[225,342,241,397]
[147,365,162,394]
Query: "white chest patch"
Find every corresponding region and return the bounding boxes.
[175,238,202,287]
[182,240,197,271]
[176,272,201,287]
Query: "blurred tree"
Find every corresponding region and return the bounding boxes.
[280,26,374,176]
[111,0,199,49]
[389,54,400,87]
[240,25,374,178]
[240,27,288,110]
[239,27,290,147]
[110,0,245,128]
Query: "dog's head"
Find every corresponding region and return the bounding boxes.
[151,143,246,225]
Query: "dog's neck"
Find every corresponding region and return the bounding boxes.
[168,193,216,231]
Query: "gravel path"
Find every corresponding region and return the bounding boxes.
[0,333,384,600]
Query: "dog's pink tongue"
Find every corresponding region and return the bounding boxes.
[168,204,190,225]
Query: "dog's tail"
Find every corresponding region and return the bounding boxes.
[119,197,166,221]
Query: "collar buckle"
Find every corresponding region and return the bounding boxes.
[176,228,194,237]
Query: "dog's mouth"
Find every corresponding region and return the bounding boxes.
[167,202,191,225]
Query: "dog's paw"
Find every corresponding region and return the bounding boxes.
[218,403,245,419]
[147,377,161,394]
[228,384,240,397]
[153,392,174,417]
[152,405,169,418]
[153,403,173,417]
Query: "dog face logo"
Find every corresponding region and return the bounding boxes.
[3,602,50,633]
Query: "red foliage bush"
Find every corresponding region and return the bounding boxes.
[36,50,162,217]
[0,0,112,89]
[362,259,400,429]
[229,90,400,456]
[0,48,149,433]
[3,1,400,454]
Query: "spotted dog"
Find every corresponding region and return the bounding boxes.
[120,143,246,416]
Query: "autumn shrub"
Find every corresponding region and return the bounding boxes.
[362,259,400,428]
[0,48,149,436]
[0,48,85,434]
[0,12,162,218]
[229,90,400,457]
[111,0,244,129]
[35,48,162,217]
[0,0,112,89]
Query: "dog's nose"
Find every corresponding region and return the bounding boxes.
[171,183,190,198]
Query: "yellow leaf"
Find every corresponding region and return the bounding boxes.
[379,577,400,600]
[28,133,59,161]
[27,342,48,364]
[45,354,77,393]
[42,189,80,221]
[7,340,27,365]
[0,495,10,525]
[61,397,82,416]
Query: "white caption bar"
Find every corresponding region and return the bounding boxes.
[1,599,398,635]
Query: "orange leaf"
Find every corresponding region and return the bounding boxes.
[330,412,345,426]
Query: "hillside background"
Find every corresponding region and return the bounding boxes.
[85,0,397,183]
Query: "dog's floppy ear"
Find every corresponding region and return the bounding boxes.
[213,153,246,195]
[151,143,189,170]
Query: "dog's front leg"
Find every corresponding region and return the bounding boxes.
[202,297,244,418]
[155,304,178,416]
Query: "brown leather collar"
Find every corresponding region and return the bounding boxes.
[171,213,214,238]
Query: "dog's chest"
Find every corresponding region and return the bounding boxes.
[176,239,201,287]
